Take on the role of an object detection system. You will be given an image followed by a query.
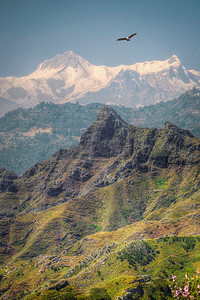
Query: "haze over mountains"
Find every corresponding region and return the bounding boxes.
[0,89,199,175]
[0,51,200,111]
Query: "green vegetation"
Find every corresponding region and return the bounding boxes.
[89,288,111,300]
[158,236,198,252]
[142,278,172,299]
[117,241,156,268]
[25,286,81,300]
[154,177,168,189]
[1,237,200,299]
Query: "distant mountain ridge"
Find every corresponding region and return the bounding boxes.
[0,97,21,118]
[0,89,199,175]
[0,51,199,109]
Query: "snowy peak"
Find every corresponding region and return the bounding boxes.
[30,51,92,79]
[168,54,181,65]
[0,51,199,110]
[36,51,90,70]
[32,52,182,79]
[126,55,181,75]
[34,52,181,73]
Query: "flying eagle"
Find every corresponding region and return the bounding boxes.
[117,33,137,41]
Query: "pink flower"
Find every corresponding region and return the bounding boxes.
[172,275,176,282]
[175,290,180,298]
[182,291,190,297]
[184,283,189,292]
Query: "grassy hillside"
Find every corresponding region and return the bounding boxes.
[0,232,200,299]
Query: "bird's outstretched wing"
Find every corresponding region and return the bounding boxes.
[117,38,127,41]
[128,33,137,39]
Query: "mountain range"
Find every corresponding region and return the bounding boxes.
[0,89,199,175]
[0,106,200,299]
[0,51,200,112]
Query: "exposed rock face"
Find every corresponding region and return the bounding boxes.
[78,105,129,158]
[122,126,158,172]
[46,184,63,197]
[69,167,92,182]
[149,121,199,168]
[0,168,18,193]
[77,106,199,170]
[164,121,194,145]
[48,279,69,291]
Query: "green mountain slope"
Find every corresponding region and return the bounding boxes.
[0,105,200,299]
[0,88,200,175]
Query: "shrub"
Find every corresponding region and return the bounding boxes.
[89,288,111,300]
[117,241,156,267]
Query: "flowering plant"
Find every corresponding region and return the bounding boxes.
[170,273,200,299]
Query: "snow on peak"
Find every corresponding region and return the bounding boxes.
[126,55,181,74]
[1,51,199,110]
[29,51,91,79]
[168,55,180,65]
[30,52,183,80]
[37,51,90,71]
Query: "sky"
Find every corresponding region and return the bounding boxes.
[0,0,200,77]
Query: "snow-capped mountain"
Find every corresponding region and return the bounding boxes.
[79,55,200,106]
[0,51,199,108]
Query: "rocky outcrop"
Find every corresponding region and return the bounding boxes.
[69,167,92,182]
[48,279,69,291]
[0,168,18,193]
[46,184,63,197]
[78,105,129,158]
[149,121,200,167]
[75,106,200,171]
[118,276,151,300]
[1,106,199,205]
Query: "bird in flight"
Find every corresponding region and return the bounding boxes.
[117,33,137,41]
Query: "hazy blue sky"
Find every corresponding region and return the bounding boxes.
[0,0,200,77]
